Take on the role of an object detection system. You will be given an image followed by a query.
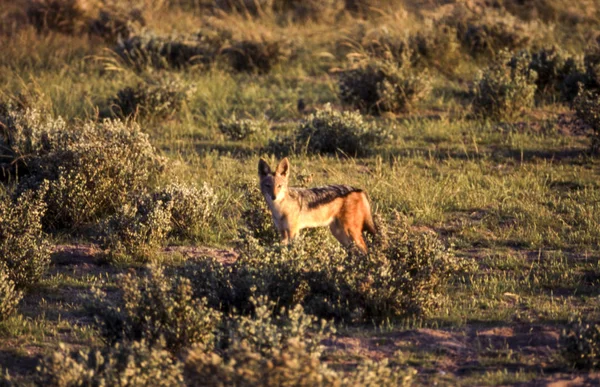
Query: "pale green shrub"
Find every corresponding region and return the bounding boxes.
[218,115,268,141]
[115,31,225,71]
[188,212,473,322]
[89,7,145,43]
[572,89,600,152]
[529,47,583,97]
[99,199,173,263]
[37,340,184,387]
[184,295,339,386]
[0,263,22,321]
[223,36,293,74]
[562,319,600,369]
[0,185,51,288]
[339,59,431,114]
[472,50,537,121]
[111,78,194,120]
[268,105,390,157]
[0,105,165,229]
[92,265,222,352]
[185,295,415,386]
[153,182,218,241]
[101,182,217,259]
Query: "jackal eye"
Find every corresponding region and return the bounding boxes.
[277,184,282,188]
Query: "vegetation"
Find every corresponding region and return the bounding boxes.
[472,50,537,121]
[1,0,599,385]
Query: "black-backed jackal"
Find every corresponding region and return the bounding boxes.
[258,158,376,253]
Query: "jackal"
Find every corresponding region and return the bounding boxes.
[258,157,376,253]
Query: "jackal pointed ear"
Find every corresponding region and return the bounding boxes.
[276,157,290,178]
[258,159,272,177]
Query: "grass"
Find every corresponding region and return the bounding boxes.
[1,0,599,385]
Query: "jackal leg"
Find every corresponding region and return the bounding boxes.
[329,219,351,247]
[348,229,368,254]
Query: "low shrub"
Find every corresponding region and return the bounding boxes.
[409,25,461,69]
[37,340,185,387]
[236,184,279,247]
[472,50,537,121]
[274,104,389,157]
[153,182,218,241]
[218,115,268,141]
[0,186,51,288]
[115,31,224,71]
[92,265,222,352]
[561,318,600,369]
[89,7,145,43]
[26,0,90,35]
[100,182,217,260]
[184,295,340,386]
[527,47,585,99]
[223,37,292,74]
[572,89,600,152]
[339,59,431,115]
[110,78,194,120]
[1,105,165,230]
[99,199,173,263]
[450,9,534,57]
[0,263,22,321]
[585,46,600,91]
[187,212,474,323]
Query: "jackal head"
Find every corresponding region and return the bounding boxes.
[258,158,289,202]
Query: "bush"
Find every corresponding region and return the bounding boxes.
[472,50,537,121]
[527,47,584,99]
[218,115,268,141]
[269,105,390,157]
[110,78,194,120]
[100,182,217,260]
[572,89,600,153]
[89,7,145,43]
[185,295,415,386]
[187,212,473,323]
[184,295,339,386]
[562,319,600,369]
[1,106,165,229]
[92,265,222,352]
[37,340,185,387]
[0,263,22,321]
[409,25,461,70]
[585,46,600,92]
[447,8,534,57]
[26,0,90,35]
[223,37,292,74]
[115,31,224,71]
[237,184,279,247]
[99,199,173,263]
[0,186,51,288]
[153,182,218,241]
[339,59,431,115]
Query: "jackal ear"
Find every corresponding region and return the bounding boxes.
[276,157,290,178]
[258,159,272,176]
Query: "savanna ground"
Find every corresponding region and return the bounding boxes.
[1,0,600,385]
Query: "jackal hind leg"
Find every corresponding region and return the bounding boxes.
[348,228,368,254]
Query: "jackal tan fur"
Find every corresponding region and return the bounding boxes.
[258,158,376,253]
